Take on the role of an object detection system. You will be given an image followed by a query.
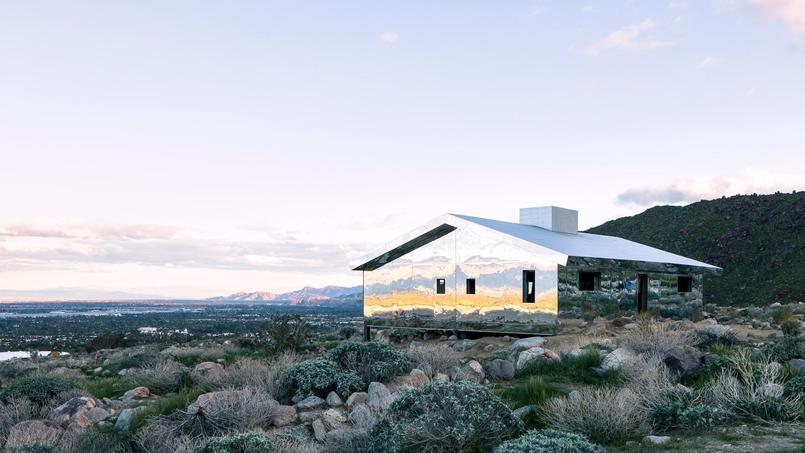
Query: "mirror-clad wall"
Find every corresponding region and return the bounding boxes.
[364,226,560,334]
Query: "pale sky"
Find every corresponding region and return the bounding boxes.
[1,1,804,299]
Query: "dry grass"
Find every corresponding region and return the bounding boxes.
[125,359,187,394]
[277,435,323,453]
[406,343,459,374]
[182,387,276,437]
[0,398,37,448]
[201,351,300,398]
[618,319,694,356]
[135,415,198,453]
[541,386,647,444]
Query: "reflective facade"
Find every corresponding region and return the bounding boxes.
[358,215,716,335]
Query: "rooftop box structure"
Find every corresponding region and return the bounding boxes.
[353,207,721,336]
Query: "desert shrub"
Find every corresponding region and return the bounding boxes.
[195,431,275,453]
[284,359,363,399]
[70,428,129,453]
[85,331,127,352]
[762,336,804,362]
[783,376,805,398]
[781,319,801,337]
[339,326,357,339]
[618,319,693,356]
[204,353,298,398]
[0,376,76,406]
[369,380,523,453]
[493,429,604,453]
[125,360,188,394]
[406,343,460,374]
[645,385,696,431]
[771,306,793,325]
[324,428,369,453]
[257,315,314,353]
[134,414,196,453]
[181,387,276,437]
[5,445,59,453]
[678,404,726,429]
[541,387,646,444]
[0,397,38,447]
[503,376,561,410]
[699,354,733,382]
[701,351,802,422]
[325,341,412,384]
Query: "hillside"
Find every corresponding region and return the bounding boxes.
[209,285,362,305]
[587,191,805,306]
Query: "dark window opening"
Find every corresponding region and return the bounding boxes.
[466,278,476,295]
[579,271,601,291]
[436,278,446,294]
[678,276,693,293]
[523,270,535,303]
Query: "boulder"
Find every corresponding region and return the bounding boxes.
[433,373,449,383]
[487,359,515,381]
[448,335,458,341]
[325,428,368,445]
[122,386,150,402]
[455,360,485,383]
[115,407,146,432]
[644,435,671,445]
[296,395,327,411]
[348,403,375,429]
[446,366,461,381]
[322,408,347,430]
[326,391,344,407]
[6,420,64,448]
[452,339,477,352]
[788,358,805,376]
[311,419,327,442]
[85,407,111,424]
[191,361,224,384]
[271,405,298,427]
[511,406,536,419]
[483,344,495,352]
[611,317,633,327]
[188,389,267,416]
[416,362,433,377]
[516,347,559,371]
[409,368,430,387]
[662,346,703,379]
[367,382,393,413]
[346,392,368,408]
[601,347,636,370]
[51,396,97,428]
[509,336,546,353]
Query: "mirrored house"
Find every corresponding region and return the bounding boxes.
[353,206,721,336]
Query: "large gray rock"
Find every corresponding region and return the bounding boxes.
[348,403,375,429]
[662,346,703,379]
[271,405,297,427]
[516,347,558,371]
[788,358,805,376]
[509,337,546,353]
[453,339,477,352]
[456,360,485,383]
[51,396,97,430]
[367,382,393,413]
[346,392,368,408]
[5,420,64,448]
[296,395,327,411]
[487,359,515,381]
[188,389,271,417]
[191,361,224,384]
[311,419,327,442]
[644,435,671,445]
[511,406,536,419]
[325,428,369,446]
[85,407,111,424]
[326,391,344,407]
[122,386,150,402]
[322,408,347,430]
[601,347,636,370]
[115,407,146,432]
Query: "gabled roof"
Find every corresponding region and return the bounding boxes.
[353,213,721,272]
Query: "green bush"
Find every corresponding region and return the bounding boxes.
[503,376,561,410]
[678,404,726,429]
[699,354,733,382]
[5,445,59,453]
[284,358,363,398]
[195,432,275,453]
[783,375,805,398]
[493,429,604,453]
[325,341,412,384]
[730,397,793,421]
[771,306,793,325]
[762,336,804,362]
[0,376,76,405]
[369,380,523,453]
[781,319,801,337]
[647,387,696,431]
[519,349,621,386]
[339,326,357,339]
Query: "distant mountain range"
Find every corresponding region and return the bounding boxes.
[588,191,805,306]
[0,287,164,302]
[208,285,362,305]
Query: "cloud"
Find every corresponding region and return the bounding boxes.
[582,19,673,56]
[616,168,805,206]
[697,56,718,69]
[752,0,805,36]
[0,222,365,275]
[379,32,399,44]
